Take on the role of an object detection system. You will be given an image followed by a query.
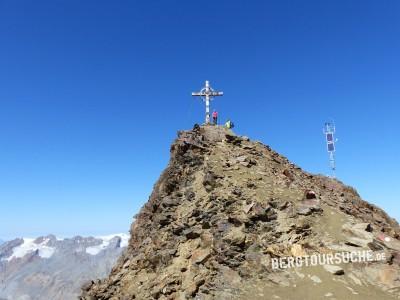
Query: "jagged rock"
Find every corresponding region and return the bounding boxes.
[203,172,217,192]
[247,203,277,222]
[342,223,374,247]
[158,214,173,226]
[236,155,248,163]
[278,201,290,210]
[225,134,242,145]
[191,248,211,264]
[183,228,201,240]
[297,198,322,216]
[232,187,242,196]
[81,281,94,292]
[162,197,180,208]
[223,226,246,248]
[283,169,294,181]
[368,240,385,251]
[186,277,206,297]
[290,244,306,257]
[232,155,256,168]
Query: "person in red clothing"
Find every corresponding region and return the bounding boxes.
[212,110,218,125]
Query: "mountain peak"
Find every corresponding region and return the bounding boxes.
[82,125,400,300]
[0,233,130,299]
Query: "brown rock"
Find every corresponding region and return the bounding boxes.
[305,190,317,199]
[191,248,211,264]
[290,244,306,257]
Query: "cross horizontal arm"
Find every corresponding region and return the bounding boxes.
[191,92,223,97]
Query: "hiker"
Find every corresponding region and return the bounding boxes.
[225,120,234,129]
[212,110,218,125]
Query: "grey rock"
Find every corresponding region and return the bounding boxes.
[183,228,201,239]
[323,265,345,275]
[248,203,277,222]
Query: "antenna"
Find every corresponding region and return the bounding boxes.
[191,80,223,124]
[323,121,337,178]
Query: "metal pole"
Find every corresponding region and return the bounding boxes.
[330,152,336,178]
[205,81,210,124]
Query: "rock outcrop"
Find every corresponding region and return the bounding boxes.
[81,125,400,300]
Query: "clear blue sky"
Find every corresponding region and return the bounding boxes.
[0,1,399,240]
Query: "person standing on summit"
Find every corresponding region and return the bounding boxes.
[212,110,218,125]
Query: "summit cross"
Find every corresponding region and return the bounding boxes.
[191,80,223,124]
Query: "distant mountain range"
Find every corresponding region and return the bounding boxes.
[0,233,129,300]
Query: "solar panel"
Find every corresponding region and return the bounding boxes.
[326,133,333,142]
[327,143,335,152]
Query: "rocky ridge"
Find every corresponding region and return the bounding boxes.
[82,125,400,300]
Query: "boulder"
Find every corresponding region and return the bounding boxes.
[297,199,322,216]
[248,203,277,222]
[225,134,242,145]
[305,190,317,199]
[342,223,374,247]
[223,226,246,248]
[323,265,345,275]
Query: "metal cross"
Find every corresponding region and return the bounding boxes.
[192,80,223,124]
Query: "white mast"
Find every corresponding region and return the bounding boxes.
[192,80,223,124]
[323,122,337,178]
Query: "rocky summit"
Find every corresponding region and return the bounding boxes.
[81,125,400,300]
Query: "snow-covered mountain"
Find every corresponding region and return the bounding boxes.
[0,233,129,300]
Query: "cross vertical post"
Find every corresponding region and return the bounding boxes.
[192,80,223,124]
